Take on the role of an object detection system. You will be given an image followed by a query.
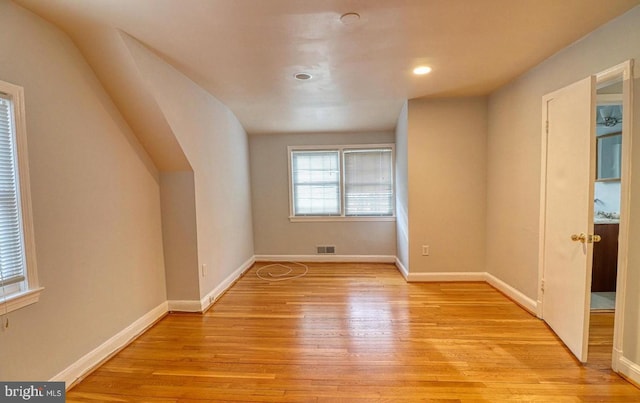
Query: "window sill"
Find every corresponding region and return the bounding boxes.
[0,287,44,314]
[289,216,396,223]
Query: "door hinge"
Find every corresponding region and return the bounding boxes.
[541,279,545,293]
[545,120,549,134]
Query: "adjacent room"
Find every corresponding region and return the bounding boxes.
[1,0,640,400]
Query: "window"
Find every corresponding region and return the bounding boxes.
[0,80,41,314]
[289,145,394,221]
[290,150,341,216]
[344,149,394,216]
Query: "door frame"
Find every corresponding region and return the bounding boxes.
[600,60,633,371]
[537,60,633,370]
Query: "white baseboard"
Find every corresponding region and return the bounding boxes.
[394,258,409,280]
[167,256,256,313]
[406,271,486,282]
[50,301,168,389]
[50,256,257,388]
[612,347,623,372]
[255,254,396,263]
[485,272,538,315]
[618,356,640,386]
[401,270,538,315]
[167,299,201,312]
[200,255,255,312]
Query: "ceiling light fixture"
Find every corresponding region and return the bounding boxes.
[294,72,312,81]
[340,12,361,25]
[413,66,432,75]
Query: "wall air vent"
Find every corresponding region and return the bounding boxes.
[316,245,336,254]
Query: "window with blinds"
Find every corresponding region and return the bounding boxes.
[344,149,393,216]
[0,80,39,312]
[291,150,341,216]
[289,145,395,220]
[0,95,26,292]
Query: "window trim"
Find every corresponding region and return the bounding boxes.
[288,144,395,222]
[0,80,42,314]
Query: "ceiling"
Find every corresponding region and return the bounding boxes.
[12,0,640,163]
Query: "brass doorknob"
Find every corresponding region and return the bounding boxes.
[571,233,587,243]
[570,233,601,243]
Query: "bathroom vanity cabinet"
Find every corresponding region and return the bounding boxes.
[591,223,619,292]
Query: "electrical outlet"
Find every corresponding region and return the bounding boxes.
[202,263,207,277]
[422,245,430,256]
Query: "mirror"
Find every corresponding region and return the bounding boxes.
[597,132,621,181]
[595,90,622,182]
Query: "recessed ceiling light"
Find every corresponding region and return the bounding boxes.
[340,12,360,25]
[413,66,432,75]
[294,72,312,81]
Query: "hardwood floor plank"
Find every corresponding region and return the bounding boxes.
[67,263,639,401]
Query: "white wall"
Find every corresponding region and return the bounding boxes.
[0,1,166,380]
[395,101,409,270]
[159,171,199,301]
[250,132,396,257]
[594,181,621,217]
[407,97,487,273]
[123,36,255,300]
[486,5,640,375]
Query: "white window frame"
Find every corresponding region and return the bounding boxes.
[288,144,395,222]
[0,80,42,314]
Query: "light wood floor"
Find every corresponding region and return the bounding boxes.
[587,311,615,369]
[67,263,639,402]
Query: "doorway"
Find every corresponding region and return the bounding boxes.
[588,68,626,368]
[539,60,632,368]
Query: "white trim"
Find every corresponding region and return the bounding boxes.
[0,80,40,312]
[167,256,256,313]
[168,256,256,313]
[597,60,632,84]
[394,257,409,280]
[485,273,538,315]
[609,59,633,371]
[288,144,396,219]
[257,257,538,316]
[50,301,168,389]
[255,254,396,263]
[50,256,258,388]
[405,271,486,282]
[612,346,623,372]
[0,287,43,313]
[596,93,623,105]
[199,255,255,312]
[538,91,552,319]
[289,216,396,223]
[12,83,39,295]
[618,356,640,386]
[167,300,201,312]
[401,270,538,315]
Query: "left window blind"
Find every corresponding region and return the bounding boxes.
[0,80,41,314]
[0,95,26,290]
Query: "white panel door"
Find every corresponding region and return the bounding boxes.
[540,76,596,363]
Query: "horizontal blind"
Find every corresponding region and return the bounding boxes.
[291,150,340,216]
[0,95,26,288]
[344,148,393,216]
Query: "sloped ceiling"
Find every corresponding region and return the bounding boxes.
[12,0,640,170]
